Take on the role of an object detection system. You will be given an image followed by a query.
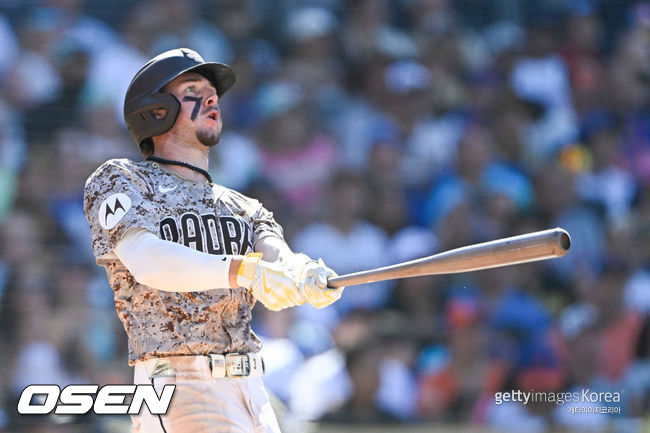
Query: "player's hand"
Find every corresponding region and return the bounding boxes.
[291,254,344,309]
[236,253,306,311]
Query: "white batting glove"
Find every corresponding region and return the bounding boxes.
[236,253,306,311]
[290,254,344,309]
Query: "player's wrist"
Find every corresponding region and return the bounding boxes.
[237,253,308,311]
[229,257,243,288]
[236,253,263,289]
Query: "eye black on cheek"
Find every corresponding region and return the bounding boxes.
[182,96,203,121]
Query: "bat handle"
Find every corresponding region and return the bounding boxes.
[327,276,345,289]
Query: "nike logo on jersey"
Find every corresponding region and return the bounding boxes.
[158,185,178,193]
[98,193,132,230]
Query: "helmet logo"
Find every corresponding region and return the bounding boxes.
[181,48,203,64]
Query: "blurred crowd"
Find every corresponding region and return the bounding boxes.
[0,0,648,432]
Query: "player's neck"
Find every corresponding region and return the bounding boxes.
[151,143,210,183]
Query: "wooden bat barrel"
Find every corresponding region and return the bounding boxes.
[327,228,571,288]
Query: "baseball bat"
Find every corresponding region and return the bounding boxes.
[327,228,571,288]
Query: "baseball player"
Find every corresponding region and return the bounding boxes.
[83,48,344,433]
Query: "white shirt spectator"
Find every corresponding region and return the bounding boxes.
[288,348,351,421]
[84,42,147,124]
[510,55,573,110]
[0,14,18,80]
[210,131,261,191]
[334,96,396,170]
[488,400,548,433]
[376,357,418,420]
[624,268,650,313]
[260,337,305,404]
[12,342,84,393]
[576,167,637,225]
[402,113,467,186]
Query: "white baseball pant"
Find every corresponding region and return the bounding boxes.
[131,356,281,433]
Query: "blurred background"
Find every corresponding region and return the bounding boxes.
[0,0,648,432]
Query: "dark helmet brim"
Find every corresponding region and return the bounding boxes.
[176,62,236,97]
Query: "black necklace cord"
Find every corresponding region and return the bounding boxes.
[146,155,213,183]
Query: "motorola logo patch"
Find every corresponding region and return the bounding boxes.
[98,193,132,230]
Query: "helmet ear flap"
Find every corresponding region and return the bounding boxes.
[124,93,181,145]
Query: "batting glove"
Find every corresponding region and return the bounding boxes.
[290,253,344,309]
[236,253,306,311]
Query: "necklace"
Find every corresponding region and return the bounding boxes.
[146,155,213,183]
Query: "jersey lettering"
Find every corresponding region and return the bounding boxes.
[200,214,221,254]
[240,221,253,255]
[220,216,242,255]
[158,212,252,256]
[180,213,203,251]
[160,217,179,242]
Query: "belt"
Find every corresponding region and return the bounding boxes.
[141,353,264,379]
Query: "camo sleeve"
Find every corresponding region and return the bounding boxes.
[84,159,158,264]
[251,202,284,246]
[219,189,285,247]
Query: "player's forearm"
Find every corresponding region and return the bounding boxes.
[115,228,242,292]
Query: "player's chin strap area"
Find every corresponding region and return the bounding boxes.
[140,353,265,380]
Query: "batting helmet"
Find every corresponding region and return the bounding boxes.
[124,48,235,146]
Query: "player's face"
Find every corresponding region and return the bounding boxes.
[164,72,223,147]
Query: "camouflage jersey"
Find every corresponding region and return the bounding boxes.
[84,158,284,365]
